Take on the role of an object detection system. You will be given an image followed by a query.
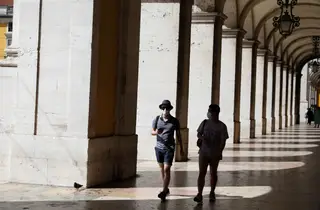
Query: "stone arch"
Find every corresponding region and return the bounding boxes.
[294,50,315,67]
[282,35,318,60]
[254,4,320,48]
[289,43,314,66]
[274,27,320,58]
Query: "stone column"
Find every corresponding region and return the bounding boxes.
[295,72,302,124]
[278,63,284,129]
[0,0,20,67]
[211,13,227,104]
[3,0,141,187]
[274,60,282,130]
[175,0,192,162]
[299,65,308,123]
[189,12,214,149]
[282,65,287,128]
[271,57,277,132]
[266,54,274,133]
[290,68,294,126]
[285,66,290,127]
[87,0,141,187]
[233,30,246,143]
[249,40,259,138]
[240,40,254,138]
[220,28,245,143]
[137,2,180,160]
[255,48,266,136]
[261,49,269,135]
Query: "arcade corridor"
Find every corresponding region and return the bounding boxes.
[0,124,319,210]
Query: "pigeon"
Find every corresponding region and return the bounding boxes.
[74,182,83,189]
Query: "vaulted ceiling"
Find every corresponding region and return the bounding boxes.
[193,0,320,71]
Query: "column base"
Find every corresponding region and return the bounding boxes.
[295,114,300,124]
[250,119,255,138]
[262,118,267,135]
[87,134,138,187]
[290,114,293,126]
[175,128,189,162]
[271,117,275,132]
[5,134,89,187]
[233,121,240,144]
[285,115,288,127]
[279,116,282,129]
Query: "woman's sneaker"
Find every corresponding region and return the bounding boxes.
[209,191,216,202]
[193,193,203,204]
[158,188,170,201]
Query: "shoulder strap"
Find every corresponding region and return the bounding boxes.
[201,119,207,133]
[154,115,160,129]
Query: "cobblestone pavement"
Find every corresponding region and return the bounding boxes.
[0,125,319,210]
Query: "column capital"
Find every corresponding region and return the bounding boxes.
[276,60,283,67]
[283,64,289,69]
[242,39,260,48]
[268,55,276,62]
[222,28,246,38]
[257,48,267,56]
[192,12,227,24]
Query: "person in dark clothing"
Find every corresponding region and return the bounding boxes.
[151,100,184,201]
[306,108,314,125]
[194,104,229,204]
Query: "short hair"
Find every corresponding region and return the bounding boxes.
[209,104,220,113]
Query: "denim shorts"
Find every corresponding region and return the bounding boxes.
[155,147,174,165]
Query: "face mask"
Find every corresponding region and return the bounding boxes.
[207,112,212,119]
[163,108,170,116]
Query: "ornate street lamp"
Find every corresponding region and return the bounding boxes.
[273,0,300,38]
[311,60,319,73]
[311,36,320,73]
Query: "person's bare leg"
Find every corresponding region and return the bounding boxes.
[197,155,209,195]
[159,164,164,181]
[163,164,171,192]
[210,161,219,193]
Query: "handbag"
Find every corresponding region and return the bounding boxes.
[197,119,207,148]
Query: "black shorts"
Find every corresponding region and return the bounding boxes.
[155,147,174,165]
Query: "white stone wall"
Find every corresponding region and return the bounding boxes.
[0,67,17,183]
[288,72,292,125]
[136,3,180,160]
[240,47,252,138]
[266,61,273,133]
[282,68,286,128]
[188,23,213,149]
[0,0,94,186]
[255,54,264,135]
[220,37,236,141]
[293,74,296,123]
[275,65,280,130]
[300,65,308,122]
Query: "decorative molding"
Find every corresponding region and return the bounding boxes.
[192,12,227,24]
[242,39,259,48]
[268,55,276,62]
[257,48,267,56]
[0,46,19,68]
[276,60,283,66]
[222,28,246,38]
[267,50,276,61]
[242,39,255,48]
[283,64,289,69]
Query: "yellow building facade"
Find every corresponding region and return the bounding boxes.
[0,23,8,58]
[0,4,13,59]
